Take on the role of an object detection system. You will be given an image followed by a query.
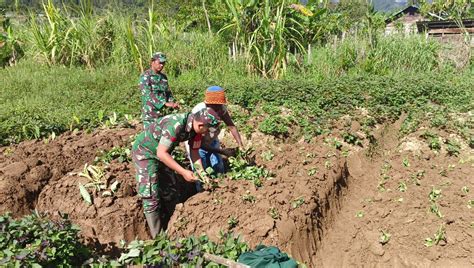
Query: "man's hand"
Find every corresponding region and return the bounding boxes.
[181,169,197,182]
[165,102,180,109]
[221,147,238,157]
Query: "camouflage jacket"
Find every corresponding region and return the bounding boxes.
[132,113,201,158]
[139,69,175,123]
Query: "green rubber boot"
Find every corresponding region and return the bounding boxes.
[145,211,162,238]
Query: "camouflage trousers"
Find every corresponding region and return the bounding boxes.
[132,149,179,216]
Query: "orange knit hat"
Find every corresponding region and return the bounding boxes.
[204,86,227,105]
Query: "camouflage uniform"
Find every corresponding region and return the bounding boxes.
[138,69,175,128]
[132,113,199,214]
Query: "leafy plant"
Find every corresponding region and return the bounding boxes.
[446,139,461,156]
[292,197,305,209]
[242,191,256,203]
[379,230,391,245]
[94,146,131,165]
[227,216,239,229]
[429,187,442,202]
[268,207,280,220]
[227,149,270,188]
[355,211,364,218]
[398,181,407,192]
[402,157,410,167]
[342,132,362,146]
[261,150,274,161]
[0,213,90,267]
[258,115,289,137]
[117,231,249,266]
[424,224,446,247]
[429,202,443,218]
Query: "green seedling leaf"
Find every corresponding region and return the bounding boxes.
[79,183,92,205]
[102,190,112,197]
[461,186,469,194]
[292,197,305,208]
[379,230,391,245]
[424,237,434,247]
[355,211,364,218]
[468,200,474,209]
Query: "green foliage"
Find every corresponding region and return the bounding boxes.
[94,146,131,165]
[0,213,90,267]
[227,149,270,187]
[424,224,447,247]
[0,14,23,66]
[446,139,461,156]
[258,115,290,137]
[118,232,249,266]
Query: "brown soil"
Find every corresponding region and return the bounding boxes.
[0,127,150,254]
[1,121,472,266]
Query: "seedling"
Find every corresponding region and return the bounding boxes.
[461,186,469,194]
[342,132,363,146]
[379,230,391,245]
[324,160,332,169]
[307,168,317,176]
[398,181,407,192]
[227,216,238,229]
[261,150,274,161]
[429,187,442,202]
[446,139,461,156]
[268,207,280,220]
[355,211,364,218]
[79,164,106,191]
[429,203,443,218]
[424,225,446,247]
[95,147,131,164]
[242,191,256,203]
[467,200,474,209]
[292,197,305,209]
[402,157,410,167]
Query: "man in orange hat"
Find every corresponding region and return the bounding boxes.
[186,86,243,174]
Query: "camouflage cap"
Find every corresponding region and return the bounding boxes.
[194,107,220,128]
[151,52,167,62]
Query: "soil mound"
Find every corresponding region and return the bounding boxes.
[168,139,349,265]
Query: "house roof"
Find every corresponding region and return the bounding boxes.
[385,5,420,24]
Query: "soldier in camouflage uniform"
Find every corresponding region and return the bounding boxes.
[132,107,220,238]
[139,52,180,128]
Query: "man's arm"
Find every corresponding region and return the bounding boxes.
[221,110,244,147]
[157,144,196,182]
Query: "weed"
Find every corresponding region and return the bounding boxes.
[227,216,239,229]
[379,230,391,245]
[268,207,280,220]
[292,197,305,209]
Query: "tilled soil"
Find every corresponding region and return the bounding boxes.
[0,123,472,266]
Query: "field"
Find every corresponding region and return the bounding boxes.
[1,1,474,267]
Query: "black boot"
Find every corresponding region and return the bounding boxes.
[145,211,162,239]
